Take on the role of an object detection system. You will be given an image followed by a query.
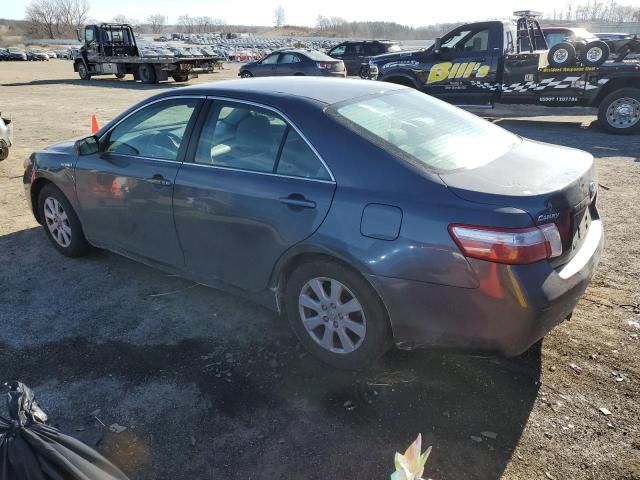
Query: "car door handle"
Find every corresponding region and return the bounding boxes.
[279,194,316,209]
[146,175,172,186]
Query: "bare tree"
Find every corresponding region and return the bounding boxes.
[26,0,60,39]
[112,14,139,27]
[178,14,195,33]
[146,14,167,34]
[274,5,285,28]
[57,0,89,35]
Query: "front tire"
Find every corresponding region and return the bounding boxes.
[285,260,392,370]
[38,184,89,257]
[0,143,8,161]
[598,88,640,134]
[240,71,253,78]
[115,73,126,79]
[172,73,189,82]
[77,62,91,80]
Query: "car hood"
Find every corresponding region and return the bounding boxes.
[45,140,77,154]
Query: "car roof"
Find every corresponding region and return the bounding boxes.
[177,77,407,105]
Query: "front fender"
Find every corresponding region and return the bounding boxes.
[378,70,421,89]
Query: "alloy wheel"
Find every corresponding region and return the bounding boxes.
[606,97,640,129]
[43,197,72,247]
[298,277,366,354]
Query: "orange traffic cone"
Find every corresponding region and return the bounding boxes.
[91,114,100,134]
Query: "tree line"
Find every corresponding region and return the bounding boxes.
[545,0,640,23]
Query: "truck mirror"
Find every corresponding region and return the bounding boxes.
[433,37,442,54]
[76,28,82,42]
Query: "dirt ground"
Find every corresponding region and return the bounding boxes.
[1,60,639,480]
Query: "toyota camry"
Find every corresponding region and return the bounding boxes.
[23,78,603,369]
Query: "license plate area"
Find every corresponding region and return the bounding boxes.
[570,209,591,254]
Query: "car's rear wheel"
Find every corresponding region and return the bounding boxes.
[38,184,89,257]
[240,71,253,78]
[138,64,157,84]
[548,42,576,67]
[285,260,392,370]
[598,88,640,134]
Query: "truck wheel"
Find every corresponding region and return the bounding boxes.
[138,64,157,84]
[172,73,189,82]
[598,88,640,134]
[548,42,576,68]
[115,73,126,79]
[77,62,91,80]
[583,40,610,67]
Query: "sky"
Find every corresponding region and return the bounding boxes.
[4,0,640,27]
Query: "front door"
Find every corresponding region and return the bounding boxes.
[75,97,202,267]
[173,99,336,292]
[252,53,280,76]
[423,23,501,105]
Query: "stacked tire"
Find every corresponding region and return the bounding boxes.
[547,40,610,68]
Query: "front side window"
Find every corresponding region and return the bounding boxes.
[194,102,330,179]
[328,90,519,172]
[330,45,346,56]
[104,98,198,161]
[461,29,489,52]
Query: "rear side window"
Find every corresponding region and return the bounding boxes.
[279,53,301,64]
[328,90,518,172]
[195,102,331,180]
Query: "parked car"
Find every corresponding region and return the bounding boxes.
[23,78,603,369]
[6,47,27,61]
[328,40,401,76]
[239,49,345,78]
[27,49,49,61]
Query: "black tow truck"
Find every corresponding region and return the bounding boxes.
[367,11,640,133]
[74,24,220,84]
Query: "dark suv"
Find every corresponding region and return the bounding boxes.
[328,40,401,76]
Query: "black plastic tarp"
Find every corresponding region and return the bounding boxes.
[0,381,129,480]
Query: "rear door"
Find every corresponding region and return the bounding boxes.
[276,52,302,75]
[172,99,336,292]
[425,23,502,105]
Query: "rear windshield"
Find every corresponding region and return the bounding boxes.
[328,90,519,172]
[304,50,335,61]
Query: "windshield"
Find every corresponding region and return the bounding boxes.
[328,90,519,172]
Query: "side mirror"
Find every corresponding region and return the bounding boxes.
[75,135,99,156]
[433,37,442,55]
[76,28,82,43]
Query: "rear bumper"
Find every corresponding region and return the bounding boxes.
[373,219,603,356]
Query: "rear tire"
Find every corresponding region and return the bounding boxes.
[38,184,89,257]
[138,64,157,84]
[548,42,576,68]
[115,73,126,79]
[77,62,91,80]
[285,260,392,370]
[582,40,610,67]
[598,88,640,134]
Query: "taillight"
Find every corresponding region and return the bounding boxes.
[316,62,333,69]
[448,223,563,265]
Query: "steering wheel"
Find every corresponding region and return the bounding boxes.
[147,131,182,159]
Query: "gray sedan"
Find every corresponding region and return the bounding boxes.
[23,78,603,369]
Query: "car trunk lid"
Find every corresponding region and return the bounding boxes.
[439,139,598,264]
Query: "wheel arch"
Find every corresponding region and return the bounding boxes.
[592,77,640,107]
[379,72,419,89]
[30,177,55,224]
[271,249,393,333]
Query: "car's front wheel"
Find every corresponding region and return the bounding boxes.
[285,260,392,369]
[38,184,89,257]
[240,71,253,78]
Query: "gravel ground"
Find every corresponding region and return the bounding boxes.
[1,61,639,480]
